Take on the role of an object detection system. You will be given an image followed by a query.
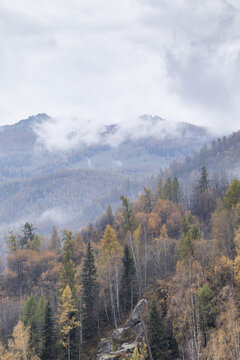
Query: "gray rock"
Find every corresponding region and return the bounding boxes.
[133,322,144,340]
[97,299,148,359]
[120,342,138,352]
[97,338,113,359]
[125,299,147,327]
[112,327,127,341]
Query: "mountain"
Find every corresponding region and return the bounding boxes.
[167,130,240,182]
[0,114,213,234]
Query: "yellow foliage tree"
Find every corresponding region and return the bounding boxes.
[7,320,30,360]
[58,285,79,360]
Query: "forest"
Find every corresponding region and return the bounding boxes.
[0,166,240,359]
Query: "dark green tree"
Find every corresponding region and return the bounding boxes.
[42,301,55,360]
[191,166,215,225]
[60,229,77,298]
[162,178,172,201]
[177,216,200,260]
[148,300,167,360]
[22,294,46,356]
[120,245,137,313]
[19,222,36,249]
[120,196,138,233]
[81,242,99,340]
[171,177,180,203]
[6,230,18,253]
[198,285,216,345]
[224,179,240,208]
[142,186,155,213]
[156,176,163,199]
[198,166,209,193]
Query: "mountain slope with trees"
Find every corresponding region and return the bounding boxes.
[0,165,240,359]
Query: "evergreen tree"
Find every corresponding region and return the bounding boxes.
[42,301,55,360]
[29,234,42,252]
[120,196,138,233]
[198,166,209,193]
[105,205,114,226]
[81,242,99,340]
[162,178,172,201]
[19,222,36,249]
[177,216,200,260]
[148,301,167,360]
[121,245,137,313]
[156,176,163,199]
[21,294,46,356]
[49,226,61,252]
[35,295,46,354]
[142,186,154,213]
[171,177,180,203]
[198,285,216,345]
[60,230,77,297]
[224,179,240,208]
[6,230,18,253]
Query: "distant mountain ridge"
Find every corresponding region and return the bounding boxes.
[167,130,240,182]
[0,114,213,234]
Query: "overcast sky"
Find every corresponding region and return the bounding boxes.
[1,0,240,134]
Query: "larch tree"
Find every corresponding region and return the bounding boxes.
[58,285,79,360]
[8,320,31,360]
[100,224,123,327]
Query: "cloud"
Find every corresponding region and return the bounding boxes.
[33,114,180,151]
[0,0,240,134]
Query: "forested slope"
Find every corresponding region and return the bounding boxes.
[0,167,240,359]
[168,130,240,182]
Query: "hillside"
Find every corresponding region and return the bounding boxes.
[0,114,213,233]
[167,131,240,182]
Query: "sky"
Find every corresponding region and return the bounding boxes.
[1,0,240,134]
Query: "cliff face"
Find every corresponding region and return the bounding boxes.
[97,299,148,359]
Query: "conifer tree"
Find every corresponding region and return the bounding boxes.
[162,178,172,201]
[19,222,36,249]
[120,195,138,233]
[42,301,55,360]
[81,242,99,340]
[142,186,154,213]
[171,177,180,203]
[60,230,77,297]
[22,295,46,356]
[148,301,166,360]
[121,245,137,313]
[35,295,46,354]
[156,176,163,199]
[6,230,18,253]
[50,226,61,252]
[224,179,240,208]
[198,166,209,193]
[198,285,216,345]
[59,285,79,360]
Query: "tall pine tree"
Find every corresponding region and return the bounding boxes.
[81,242,99,340]
[120,245,137,313]
[42,301,55,360]
[148,300,167,360]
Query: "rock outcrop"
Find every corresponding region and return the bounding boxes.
[97,299,148,360]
